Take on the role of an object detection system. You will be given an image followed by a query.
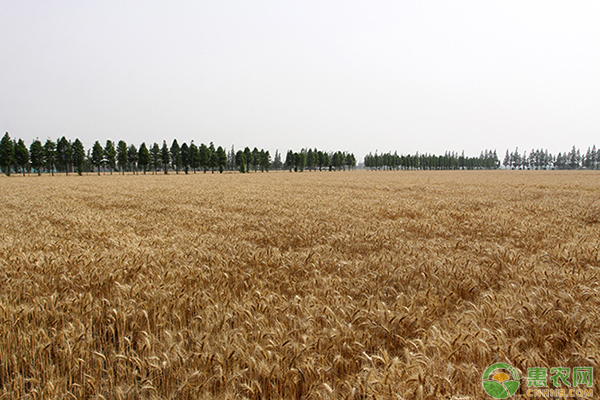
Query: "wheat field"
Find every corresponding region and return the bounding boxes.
[0,170,598,399]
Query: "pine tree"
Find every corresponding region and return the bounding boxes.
[30,140,44,176]
[503,150,510,169]
[216,146,227,173]
[150,143,160,174]
[72,139,85,175]
[306,149,314,171]
[161,141,170,174]
[44,140,56,176]
[272,150,282,170]
[15,138,29,175]
[128,144,138,174]
[260,149,271,172]
[92,141,104,175]
[56,137,72,174]
[0,132,15,176]
[285,150,294,172]
[199,143,209,173]
[317,151,325,171]
[208,142,217,173]
[180,142,190,174]
[568,146,579,169]
[170,139,181,173]
[322,152,330,170]
[104,140,116,174]
[331,152,341,171]
[235,150,246,173]
[138,142,150,174]
[117,140,128,174]
[346,153,356,170]
[189,142,199,173]
[243,147,252,173]
[228,145,235,171]
[251,147,260,172]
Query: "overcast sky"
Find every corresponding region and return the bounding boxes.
[1,1,599,160]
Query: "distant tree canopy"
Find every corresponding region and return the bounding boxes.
[364,146,600,171]
[501,146,600,170]
[0,132,597,175]
[364,150,500,170]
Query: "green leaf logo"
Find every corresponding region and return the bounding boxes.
[482,363,520,399]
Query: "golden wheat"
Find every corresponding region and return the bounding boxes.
[0,170,598,399]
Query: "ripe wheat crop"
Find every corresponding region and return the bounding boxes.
[0,170,598,399]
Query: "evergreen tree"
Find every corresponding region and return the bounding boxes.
[521,151,529,169]
[30,139,44,176]
[555,153,566,169]
[509,148,519,169]
[189,142,200,173]
[272,150,282,170]
[0,132,15,176]
[170,139,181,173]
[44,139,56,176]
[529,149,537,170]
[56,137,72,174]
[180,142,190,174]
[317,150,325,171]
[150,142,160,173]
[251,147,260,172]
[228,145,235,171]
[243,147,252,173]
[215,146,226,173]
[285,150,294,172]
[208,142,217,173]
[14,138,29,175]
[260,149,271,172]
[503,150,510,169]
[199,143,210,173]
[235,150,246,173]
[138,142,150,174]
[72,138,85,175]
[493,150,500,169]
[126,144,137,174]
[293,151,306,172]
[117,140,128,174]
[92,141,104,175]
[306,149,314,171]
[104,140,116,174]
[331,151,341,171]
[568,146,580,169]
[161,140,170,174]
[584,147,593,169]
[321,152,329,171]
[346,153,356,169]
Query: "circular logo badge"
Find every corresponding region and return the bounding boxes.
[482,363,520,399]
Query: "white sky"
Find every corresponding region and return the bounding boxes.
[1,1,599,161]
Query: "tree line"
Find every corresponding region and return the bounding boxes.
[501,146,600,170]
[2,132,597,176]
[364,146,600,170]
[0,132,357,176]
[364,150,501,170]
